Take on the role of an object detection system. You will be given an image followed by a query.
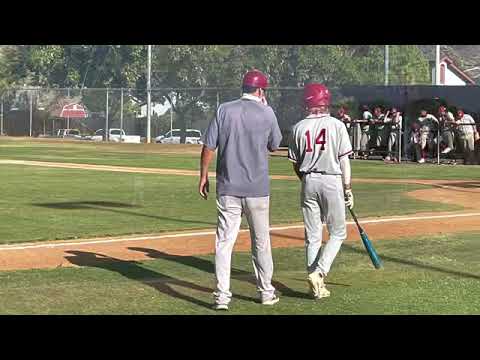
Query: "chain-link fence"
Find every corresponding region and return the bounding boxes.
[1,86,479,163]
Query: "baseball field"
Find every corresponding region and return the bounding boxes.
[0,137,479,314]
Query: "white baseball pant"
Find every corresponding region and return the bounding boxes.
[301,173,347,277]
[459,133,475,152]
[213,195,276,305]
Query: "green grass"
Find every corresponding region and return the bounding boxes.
[1,138,479,179]
[0,232,478,314]
[0,141,206,170]
[0,165,461,244]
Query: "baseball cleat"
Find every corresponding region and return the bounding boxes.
[308,272,331,299]
[212,303,229,311]
[384,156,391,161]
[261,295,280,306]
[418,158,426,164]
[307,272,322,298]
[315,286,331,299]
[441,147,452,154]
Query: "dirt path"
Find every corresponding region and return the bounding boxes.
[0,159,479,272]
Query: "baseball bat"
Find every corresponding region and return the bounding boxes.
[348,207,383,269]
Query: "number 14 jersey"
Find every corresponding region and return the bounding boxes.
[288,113,353,175]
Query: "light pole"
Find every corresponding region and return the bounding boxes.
[147,45,152,143]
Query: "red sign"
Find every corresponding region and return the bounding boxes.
[60,103,88,118]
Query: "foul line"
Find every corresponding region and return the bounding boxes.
[0,212,479,251]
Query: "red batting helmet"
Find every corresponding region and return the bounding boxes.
[242,70,268,89]
[303,83,331,109]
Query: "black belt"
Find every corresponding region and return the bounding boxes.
[303,171,328,175]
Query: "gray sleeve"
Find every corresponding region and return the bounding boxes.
[267,109,283,151]
[203,107,221,150]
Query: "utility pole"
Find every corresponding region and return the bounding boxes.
[147,45,152,143]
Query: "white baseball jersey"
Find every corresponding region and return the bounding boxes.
[375,113,386,130]
[418,114,438,133]
[361,110,372,131]
[288,113,353,175]
[439,111,455,130]
[457,114,476,135]
[384,113,403,130]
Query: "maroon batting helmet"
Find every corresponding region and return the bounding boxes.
[303,83,331,109]
[242,70,268,89]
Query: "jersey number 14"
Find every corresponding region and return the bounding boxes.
[305,129,326,152]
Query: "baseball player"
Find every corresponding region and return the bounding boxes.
[337,106,353,152]
[408,121,423,162]
[384,107,402,162]
[417,110,439,163]
[199,69,283,310]
[438,105,456,154]
[359,105,372,159]
[371,106,387,156]
[288,83,353,299]
[455,109,478,159]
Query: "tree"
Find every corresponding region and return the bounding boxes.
[148,45,245,143]
[0,45,31,92]
[25,45,147,89]
[388,45,430,85]
[0,45,432,139]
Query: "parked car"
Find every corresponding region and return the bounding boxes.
[90,128,141,143]
[155,129,203,144]
[56,129,82,139]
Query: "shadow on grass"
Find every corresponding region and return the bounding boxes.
[33,201,217,226]
[270,231,480,281]
[341,243,480,281]
[64,250,215,309]
[128,247,310,300]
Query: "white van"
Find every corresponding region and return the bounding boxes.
[155,129,202,144]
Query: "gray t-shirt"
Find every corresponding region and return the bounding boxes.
[203,97,282,197]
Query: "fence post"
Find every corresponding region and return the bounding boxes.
[437,126,440,165]
[1,95,3,136]
[170,105,173,136]
[67,88,70,131]
[120,88,124,142]
[398,118,402,163]
[29,90,33,137]
[105,89,109,141]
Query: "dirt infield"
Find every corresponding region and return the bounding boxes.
[0,159,479,272]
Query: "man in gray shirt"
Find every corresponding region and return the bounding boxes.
[199,69,282,310]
